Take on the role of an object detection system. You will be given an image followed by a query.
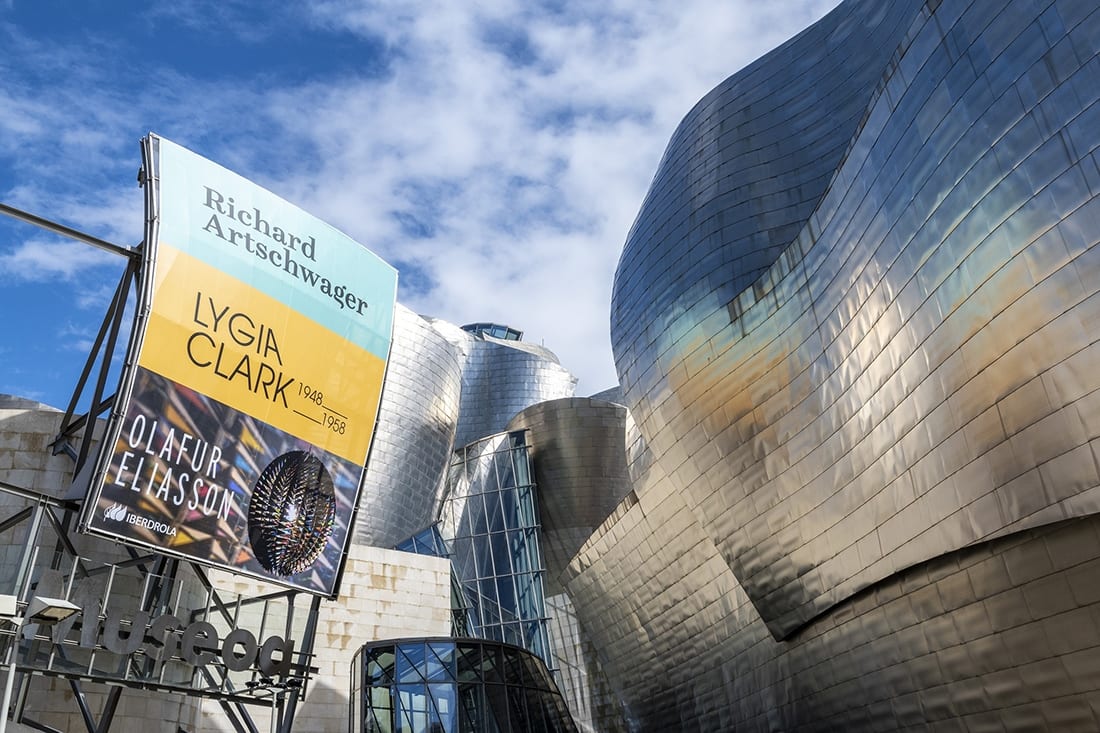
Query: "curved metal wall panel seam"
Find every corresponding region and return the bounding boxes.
[453,337,578,450]
[609,0,1100,640]
[566,501,1100,731]
[356,313,577,550]
[739,0,1100,629]
[505,398,633,594]
[353,304,462,547]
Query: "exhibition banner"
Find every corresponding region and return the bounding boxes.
[81,135,397,596]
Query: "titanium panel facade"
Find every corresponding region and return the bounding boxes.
[504,398,634,733]
[444,325,578,450]
[355,305,463,547]
[355,311,578,548]
[610,0,1100,641]
[505,399,633,593]
[565,499,1100,730]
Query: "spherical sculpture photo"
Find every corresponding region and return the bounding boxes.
[247,451,336,576]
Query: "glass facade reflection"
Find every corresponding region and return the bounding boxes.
[436,432,552,664]
[460,323,524,341]
[352,639,578,733]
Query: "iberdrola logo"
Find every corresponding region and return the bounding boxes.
[103,503,128,522]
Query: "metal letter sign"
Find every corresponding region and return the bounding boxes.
[81,135,397,596]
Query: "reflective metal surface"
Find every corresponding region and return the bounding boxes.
[580,0,1100,728]
[543,593,628,733]
[506,399,633,594]
[355,305,463,547]
[429,319,578,450]
[610,0,1100,641]
[566,499,1100,730]
[356,308,577,547]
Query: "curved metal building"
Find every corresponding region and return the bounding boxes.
[505,398,633,594]
[355,305,464,547]
[5,2,1100,731]
[597,0,1100,728]
[356,312,577,548]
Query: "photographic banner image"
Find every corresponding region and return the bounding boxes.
[82,135,397,596]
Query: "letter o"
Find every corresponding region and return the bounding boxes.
[127,414,146,448]
[221,628,259,672]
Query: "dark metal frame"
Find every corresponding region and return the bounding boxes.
[0,200,324,733]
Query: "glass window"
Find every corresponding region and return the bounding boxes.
[499,488,520,529]
[427,642,456,682]
[397,644,427,684]
[491,532,513,576]
[480,645,504,685]
[483,684,510,731]
[506,685,528,731]
[485,491,505,533]
[397,685,430,733]
[436,430,551,665]
[479,579,502,627]
[456,683,483,733]
[369,649,396,686]
[368,687,395,733]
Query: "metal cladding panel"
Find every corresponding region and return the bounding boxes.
[506,398,633,594]
[354,314,576,549]
[354,305,462,547]
[451,331,578,449]
[565,498,1100,731]
[610,0,1100,638]
[545,592,631,733]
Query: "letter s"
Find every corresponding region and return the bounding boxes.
[144,614,182,664]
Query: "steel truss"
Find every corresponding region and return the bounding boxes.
[0,201,324,733]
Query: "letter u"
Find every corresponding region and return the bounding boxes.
[102,610,151,655]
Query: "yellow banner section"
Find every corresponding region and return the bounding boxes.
[140,244,386,465]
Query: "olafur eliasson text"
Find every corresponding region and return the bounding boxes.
[113,413,233,521]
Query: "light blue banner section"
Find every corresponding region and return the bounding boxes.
[155,136,396,360]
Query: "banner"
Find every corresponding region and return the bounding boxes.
[81,135,397,596]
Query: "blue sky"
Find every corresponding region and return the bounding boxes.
[0,0,838,410]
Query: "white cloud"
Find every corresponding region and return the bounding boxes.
[0,0,842,396]
[269,0,842,392]
[0,238,117,281]
[56,321,97,353]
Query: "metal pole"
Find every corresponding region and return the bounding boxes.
[269,693,279,733]
[0,615,24,733]
[0,201,135,260]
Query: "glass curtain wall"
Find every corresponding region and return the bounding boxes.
[352,638,578,733]
[396,525,473,636]
[437,431,552,664]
